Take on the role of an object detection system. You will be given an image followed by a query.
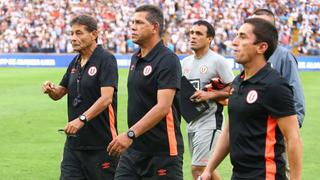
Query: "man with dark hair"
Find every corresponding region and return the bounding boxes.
[251,9,306,180]
[182,20,234,180]
[251,8,305,128]
[42,14,119,180]
[107,5,184,180]
[200,18,302,180]
[133,4,165,36]
[70,15,98,37]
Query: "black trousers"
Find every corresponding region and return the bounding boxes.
[115,148,183,180]
[60,146,119,180]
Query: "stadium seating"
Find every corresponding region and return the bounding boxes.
[0,0,319,55]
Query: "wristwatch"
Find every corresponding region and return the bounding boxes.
[79,114,87,123]
[127,130,136,140]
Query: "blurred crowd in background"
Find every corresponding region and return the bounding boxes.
[0,0,319,55]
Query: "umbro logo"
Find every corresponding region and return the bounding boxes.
[101,162,110,169]
[157,169,167,176]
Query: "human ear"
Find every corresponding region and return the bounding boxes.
[257,42,268,54]
[91,30,98,40]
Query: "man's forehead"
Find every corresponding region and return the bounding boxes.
[190,24,207,32]
[237,23,254,35]
[71,24,87,30]
[132,11,148,20]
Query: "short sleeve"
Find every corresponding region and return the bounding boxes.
[59,59,75,88]
[99,54,118,89]
[262,78,296,118]
[157,54,182,90]
[216,57,234,84]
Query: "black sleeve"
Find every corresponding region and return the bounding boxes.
[59,59,76,88]
[99,53,118,90]
[157,54,182,90]
[263,78,296,118]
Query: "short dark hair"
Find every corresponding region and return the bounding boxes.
[135,5,164,36]
[70,14,97,32]
[244,18,278,60]
[192,20,215,38]
[252,8,275,25]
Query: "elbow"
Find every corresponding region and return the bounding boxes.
[102,97,113,108]
[162,109,170,116]
[158,103,172,116]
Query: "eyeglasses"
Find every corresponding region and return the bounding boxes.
[58,129,77,137]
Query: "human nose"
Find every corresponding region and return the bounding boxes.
[189,32,196,38]
[190,34,197,41]
[232,36,239,46]
[70,33,77,42]
[131,22,136,31]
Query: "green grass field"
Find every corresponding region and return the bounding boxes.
[0,68,319,179]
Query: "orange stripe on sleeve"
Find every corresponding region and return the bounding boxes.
[108,104,117,139]
[265,115,277,180]
[166,108,178,156]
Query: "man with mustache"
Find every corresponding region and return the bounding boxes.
[42,14,119,180]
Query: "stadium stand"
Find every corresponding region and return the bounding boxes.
[0,0,319,55]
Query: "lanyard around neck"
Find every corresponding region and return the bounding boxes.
[74,57,88,98]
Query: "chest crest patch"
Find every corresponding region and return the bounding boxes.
[143,65,152,76]
[200,65,208,74]
[88,66,97,76]
[246,90,258,104]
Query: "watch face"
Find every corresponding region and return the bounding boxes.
[128,131,134,137]
[127,131,135,138]
[79,115,86,121]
